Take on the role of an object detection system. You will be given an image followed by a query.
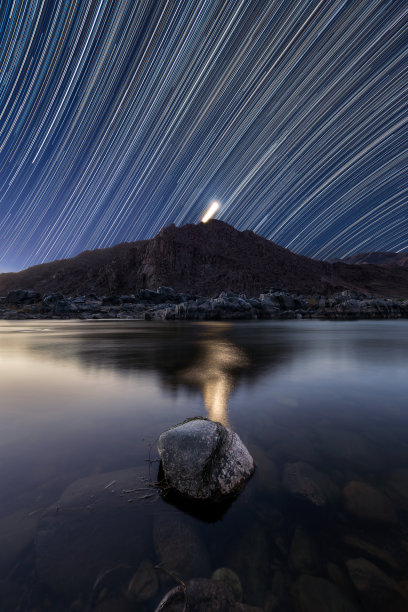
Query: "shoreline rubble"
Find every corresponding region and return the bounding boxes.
[1,286,408,321]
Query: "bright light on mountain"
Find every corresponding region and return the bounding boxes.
[201,201,220,223]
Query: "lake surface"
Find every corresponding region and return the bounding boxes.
[1,320,408,611]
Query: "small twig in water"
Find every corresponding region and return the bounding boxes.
[154,564,188,611]
[122,487,150,493]
[154,564,185,588]
[147,442,152,481]
[104,479,117,489]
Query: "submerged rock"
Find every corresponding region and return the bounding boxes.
[387,468,408,509]
[153,512,211,581]
[346,557,407,611]
[35,468,152,596]
[212,567,243,602]
[289,526,321,574]
[342,535,400,571]
[0,509,39,573]
[154,577,237,612]
[157,417,255,500]
[127,560,159,603]
[342,481,397,523]
[291,574,363,612]
[226,523,271,606]
[282,461,338,507]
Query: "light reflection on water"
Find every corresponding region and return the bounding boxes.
[1,320,408,610]
[179,338,249,425]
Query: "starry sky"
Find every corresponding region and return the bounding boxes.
[0,0,407,272]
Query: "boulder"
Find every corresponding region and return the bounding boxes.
[277,294,296,310]
[53,299,78,314]
[157,418,255,500]
[6,289,41,304]
[119,294,137,303]
[102,295,122,306]
[334,299,361,317]
[138,289,163,304]
[42,293,64,307]
[208,296,254,320]
[157,286,175,296]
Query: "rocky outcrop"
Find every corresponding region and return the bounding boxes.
[157,417,255,500]
[1,286,408,321]
[5,289,41,304]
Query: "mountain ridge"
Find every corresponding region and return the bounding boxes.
[1,220,408,298]
[336,252,408,267]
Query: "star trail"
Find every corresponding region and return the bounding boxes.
[0,0,407,271]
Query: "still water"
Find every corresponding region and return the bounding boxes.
[1,320,408,611]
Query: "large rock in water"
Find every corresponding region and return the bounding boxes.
[157,418,255,500]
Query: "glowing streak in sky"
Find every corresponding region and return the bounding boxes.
[201,201,220,223]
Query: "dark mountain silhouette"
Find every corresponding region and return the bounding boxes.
[1,220,408,298]
[337,251,408,267]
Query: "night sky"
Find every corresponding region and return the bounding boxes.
[0,1,407,272]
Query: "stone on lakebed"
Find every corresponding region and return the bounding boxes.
[157,417,255,501]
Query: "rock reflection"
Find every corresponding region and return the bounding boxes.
[179,340,249,425]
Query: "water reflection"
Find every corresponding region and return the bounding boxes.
[1,321,408,611]
[179,339,249,424]
[1,321,297,423]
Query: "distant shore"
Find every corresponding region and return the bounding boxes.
[1,287,408,321]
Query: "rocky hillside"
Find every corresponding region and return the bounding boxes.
[1,220,408,298]
[339,252,408,267]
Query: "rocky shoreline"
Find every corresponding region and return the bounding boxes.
[1,287,408,321]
